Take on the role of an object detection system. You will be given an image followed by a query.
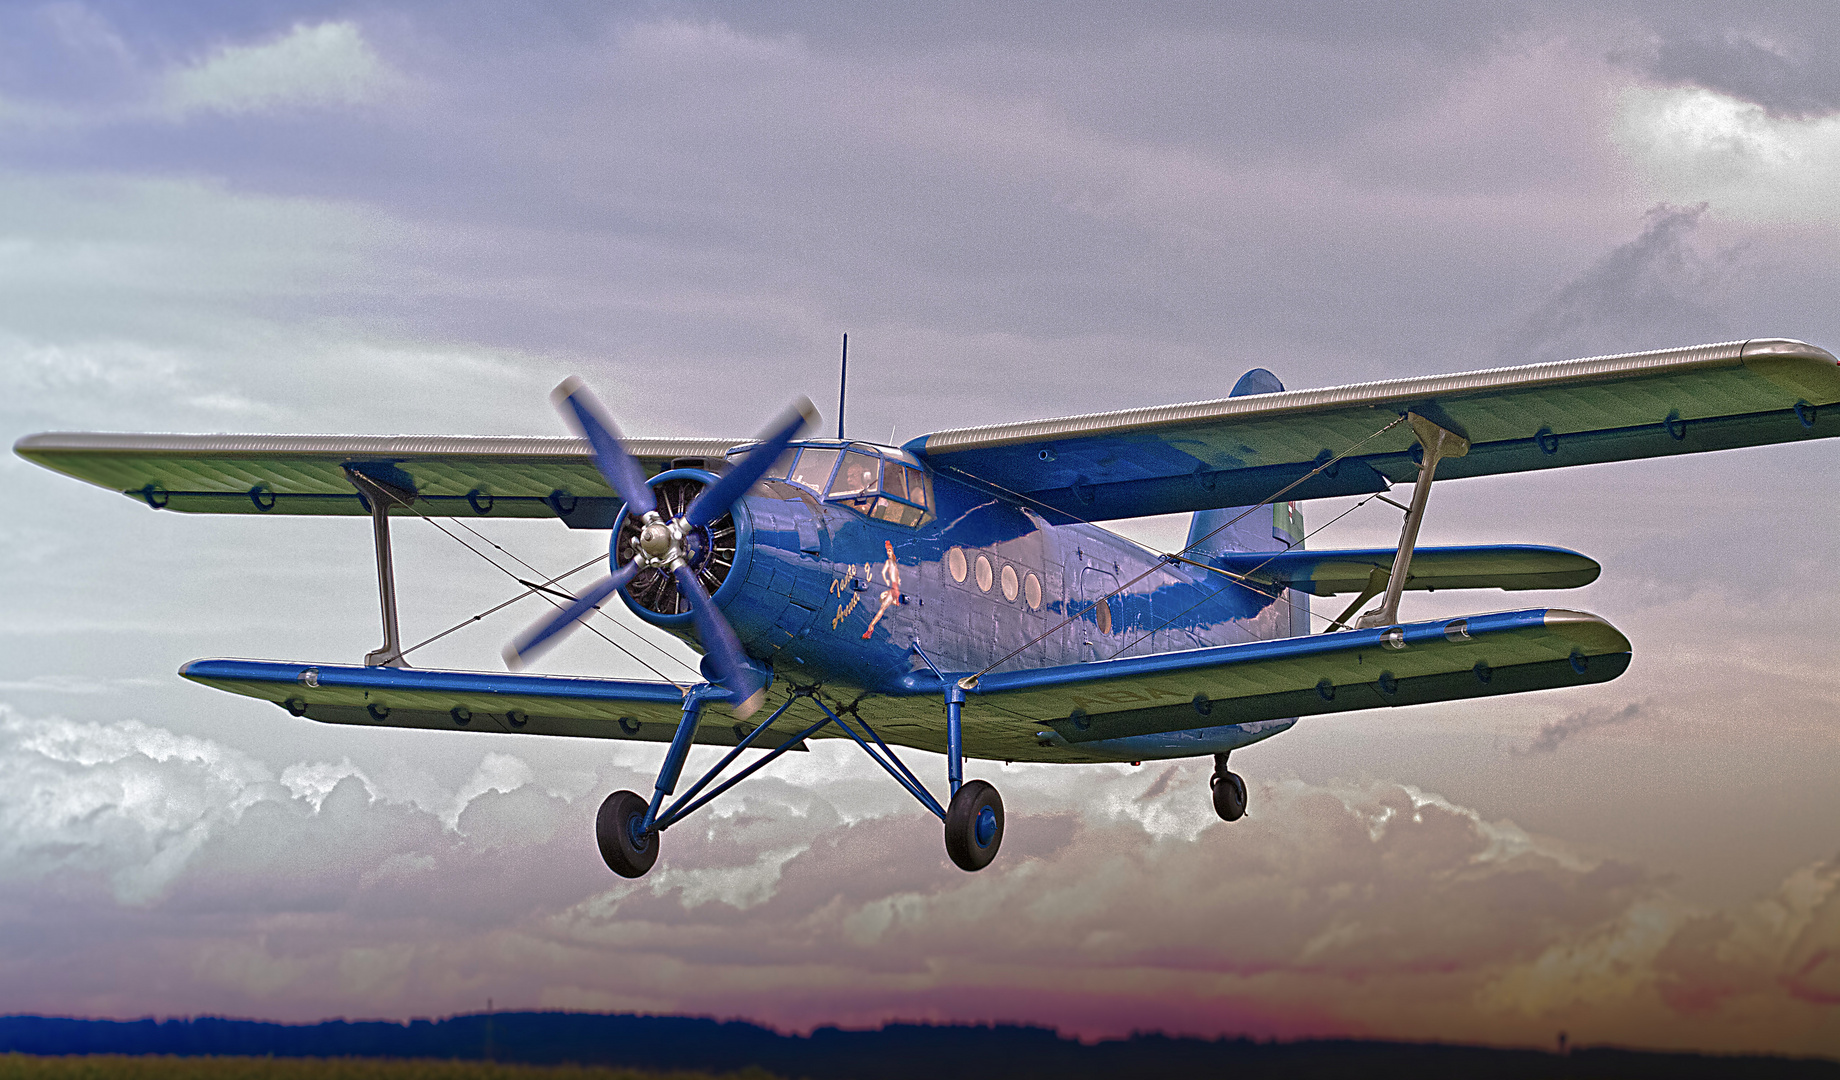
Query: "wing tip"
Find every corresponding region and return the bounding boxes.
[1741,337,1839,366]
[1541,607,1633,651]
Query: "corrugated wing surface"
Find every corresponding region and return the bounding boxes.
[13,433,743,520]
[911,338,1840,521]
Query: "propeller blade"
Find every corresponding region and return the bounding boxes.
[672,564,765,718]
[682,396,819,531]
[552,376,657,520]
[504,558,643,670]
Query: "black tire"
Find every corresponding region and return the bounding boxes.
[596,789,660,878]
[944,779,1005,872]
[1211,770,1248,822]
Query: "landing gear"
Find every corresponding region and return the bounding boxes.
[587,668,1011,880]
[945,779,1005,871]
[596,790,658,878]
[937,679,1003,872]
[1210,753,1247,822]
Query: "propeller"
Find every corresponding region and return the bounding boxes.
[503,557,644,668]
[682,399,814,530]
[504,378,818,719]
[552,376,656,518]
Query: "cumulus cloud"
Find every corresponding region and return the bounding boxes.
[162,22,400,118]
[1652,854,1840,1041]
[2,701,1837,1054]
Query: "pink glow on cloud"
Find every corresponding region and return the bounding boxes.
[2,705,1835,1055]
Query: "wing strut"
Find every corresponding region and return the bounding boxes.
[1351,412,1469,630]
[344,466,418,667]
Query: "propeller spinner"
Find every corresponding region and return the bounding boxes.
[504,377,817,719]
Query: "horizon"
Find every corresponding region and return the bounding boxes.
[3,1009,1827,1059]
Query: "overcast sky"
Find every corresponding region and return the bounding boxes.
[3,0,1839,1059]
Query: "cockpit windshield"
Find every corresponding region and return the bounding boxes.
[740,441,932,527]
[786,447,838,491]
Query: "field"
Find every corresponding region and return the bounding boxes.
[0,1058,781,1080]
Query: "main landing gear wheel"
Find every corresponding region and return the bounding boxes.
[596,790,659,878]
[1211,770,1248,822]
[944,779,1005,872]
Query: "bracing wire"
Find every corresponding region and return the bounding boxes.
[400,507,696,687]
[397,552,602,657]
[958,412,1410,683]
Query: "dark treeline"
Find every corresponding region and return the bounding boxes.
[2,1013,1835,1080]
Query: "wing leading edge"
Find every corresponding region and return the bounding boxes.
[179,659,809,747]
[909,338,1840,522]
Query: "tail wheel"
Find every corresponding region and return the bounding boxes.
[944,779,1005,871]
[596,789,660,878]
[616,477,737,615]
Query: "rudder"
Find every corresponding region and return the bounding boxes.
[1185,367,1309,635]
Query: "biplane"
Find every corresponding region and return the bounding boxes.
[17,337,1840,875]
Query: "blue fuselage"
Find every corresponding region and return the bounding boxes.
[621,446,1310,704]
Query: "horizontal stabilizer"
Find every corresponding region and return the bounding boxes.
[1212,544,1600,596]
[179,659,807,748]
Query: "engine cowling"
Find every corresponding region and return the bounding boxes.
[612,468,752,627]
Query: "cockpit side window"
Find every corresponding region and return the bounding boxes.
[882,462,907,501]
[864,459,932,526]
[828,450,882,499]
[901,465,928,509]
[787,447,840,492]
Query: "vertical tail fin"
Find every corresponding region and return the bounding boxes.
[1186,366,1295,559]
[1185,367,1309,635]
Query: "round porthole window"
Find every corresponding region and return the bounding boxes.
[1000,564,1019,601]
[1025,572,1042,610]
[975,554,993,592]
[1094,597,1112,635]
[947,547,967,583]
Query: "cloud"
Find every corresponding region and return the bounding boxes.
[1654,855,1840,1015]
[3,700,1837,1054]
[161,22,399,118]
[1496,202,1735,364]
[1517,702,1649,755]
[1644,29,1840,120]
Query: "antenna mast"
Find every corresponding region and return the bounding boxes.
[837,332,848,440]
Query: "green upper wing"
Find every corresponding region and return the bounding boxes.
[906,337,1840,522]
[13,432,744,527]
